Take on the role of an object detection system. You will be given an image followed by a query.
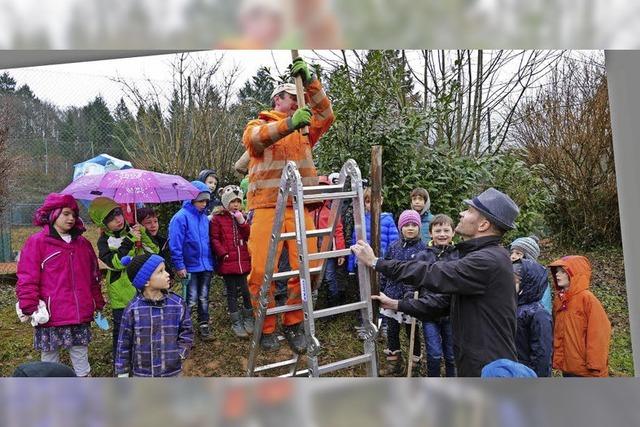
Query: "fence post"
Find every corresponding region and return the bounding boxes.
[0,209,12,262]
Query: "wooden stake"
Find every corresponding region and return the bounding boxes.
[406,290,419,377]
[291,50,309,136]
[370,145,382,324]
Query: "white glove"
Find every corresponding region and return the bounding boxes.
[16,300,50,327]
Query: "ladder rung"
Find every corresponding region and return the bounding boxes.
[303,191,357,204]
[282,354,372,377]
[266,304,303,316]
[280,227,332,241]
[272,266,322,281]
[308,248,352,261]
[313,301,368,319]
[303,184,344,194]
[254,357,299,374]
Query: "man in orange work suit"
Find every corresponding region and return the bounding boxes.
[243,57,334,354]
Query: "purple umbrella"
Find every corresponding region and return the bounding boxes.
[61,168,201,204]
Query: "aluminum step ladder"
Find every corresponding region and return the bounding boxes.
[246,159,379,377]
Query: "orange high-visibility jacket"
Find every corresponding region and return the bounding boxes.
[242,79,334,210]
[549,255,612,377]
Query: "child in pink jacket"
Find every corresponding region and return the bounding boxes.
[16,193,105,377]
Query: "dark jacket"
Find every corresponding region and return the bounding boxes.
[398,243,458,320]
[515,258,553,377]
[380,237,427,299]
[209,210,251,275]
[197,169,222,215]
[378,235,517,377]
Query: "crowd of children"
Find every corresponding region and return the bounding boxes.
[14,175,612,378]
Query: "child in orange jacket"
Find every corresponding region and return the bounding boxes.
[549,255,611,377]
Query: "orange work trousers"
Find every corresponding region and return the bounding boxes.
[248,207,318,334]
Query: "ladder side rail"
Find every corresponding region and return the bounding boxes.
[247,165,294,376]
[346,159,379,377]
[290,162,322,377]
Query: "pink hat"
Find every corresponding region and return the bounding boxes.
[398,209,421,230]
[33,193,85,233]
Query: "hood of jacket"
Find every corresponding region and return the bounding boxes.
[548,255,591,297]
[517,258,549,306]
[197,169,217,184]
[88,197,121,230]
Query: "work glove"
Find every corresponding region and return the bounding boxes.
[291,106,312,129]
[290,57,313,85]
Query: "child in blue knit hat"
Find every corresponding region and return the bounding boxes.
[115,254,194,377]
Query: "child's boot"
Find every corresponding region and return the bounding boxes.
[381,349,406,377]
[199,322,214,342]
[241,307,255,335]
[230,312,248,338]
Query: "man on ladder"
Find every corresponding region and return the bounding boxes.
[243,56,334,354]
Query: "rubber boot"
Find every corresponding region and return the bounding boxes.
[230,311,248,338]
[381,350,406,377]
[241,307,255,335]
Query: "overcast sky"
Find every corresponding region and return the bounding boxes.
[0,50,304,111]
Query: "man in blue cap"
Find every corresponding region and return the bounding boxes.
[352,187,520,377]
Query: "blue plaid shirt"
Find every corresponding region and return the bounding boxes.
[115,291,194,377]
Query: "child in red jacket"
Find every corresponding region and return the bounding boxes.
[210,185,254,338]
[16,193,105,377]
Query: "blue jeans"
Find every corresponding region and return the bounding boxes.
[324,258,339,297]
[423,317,456,377]
[187,271,212,324]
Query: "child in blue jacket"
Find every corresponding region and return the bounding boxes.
[347,187,399,340]
[513,258,553,377]
[169,181,215,341]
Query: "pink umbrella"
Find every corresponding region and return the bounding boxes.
[61,168,201,205]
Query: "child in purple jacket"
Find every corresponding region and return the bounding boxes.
[16,193,105,377]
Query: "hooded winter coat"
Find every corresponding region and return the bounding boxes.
[378,235,517,377]
[209,209,251,275]
[347,211,399,272]
[549,256,611,377]
[16,225,105,326]
[89,197,158,310]
[168,182,215,273]
[197,169,222,215]
[515,258,553,377]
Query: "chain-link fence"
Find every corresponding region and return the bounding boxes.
[0,65,134,260]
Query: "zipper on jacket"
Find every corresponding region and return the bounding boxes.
[71,252,80,323]
[41,251,62,270]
